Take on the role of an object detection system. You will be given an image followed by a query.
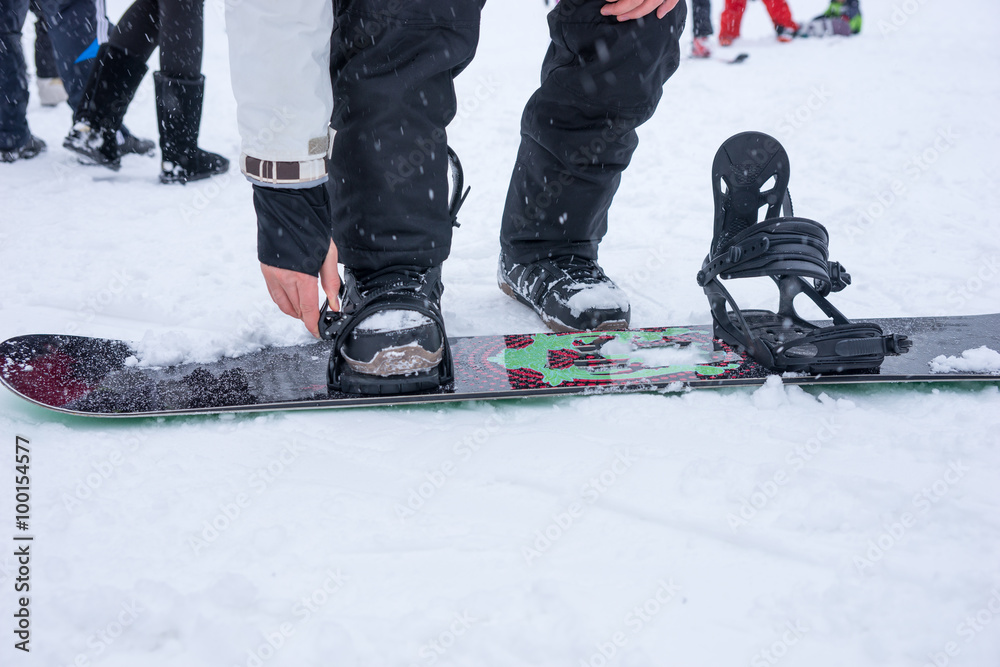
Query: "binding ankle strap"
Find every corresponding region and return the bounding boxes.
[698,216,850,297]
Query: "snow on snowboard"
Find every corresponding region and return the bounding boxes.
[0,313,997,417]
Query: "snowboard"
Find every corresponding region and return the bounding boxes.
[1,313,998,418]
[796,16,855,38]
[688,52,749,65]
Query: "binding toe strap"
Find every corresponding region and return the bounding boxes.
[319,280,453,395]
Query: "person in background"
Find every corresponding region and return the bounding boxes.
[691,0,714,58]
[718,0,799,45]
[64,0,228,183]
[1,0,154,163]
[800,0,861,37]
[29,0,67,106]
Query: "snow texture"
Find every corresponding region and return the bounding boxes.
[929,346,1000,374]
[601,337,710,367]
[355,310,434,333]
[2,1,1000,666]
[565,281,631,317]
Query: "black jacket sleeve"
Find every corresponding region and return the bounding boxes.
[253,184,332,276]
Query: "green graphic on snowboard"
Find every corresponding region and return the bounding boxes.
[489,329,743,387]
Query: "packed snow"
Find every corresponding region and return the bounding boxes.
[355,310,434,334]
[930,346,1000,375]
[601,336,710,367]
[566,282,632,318]
[1,1,999,666]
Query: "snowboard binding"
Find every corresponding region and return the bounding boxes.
[317,147,468,396]
[697,131,911,374]
[318,267,454,396]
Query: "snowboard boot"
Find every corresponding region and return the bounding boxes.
[697,131,910,374]
[0,135,46,163]
[775,23,800,42]
[761,0,799,41]
[319,265,452,396]
[154,72,229,184]
[692,36,712,58]
[63,43,149,170]
[498,252,631,333]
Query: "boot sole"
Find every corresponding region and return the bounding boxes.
[0,148,44,162]
[63,139,120,171]
[160,166,229,185]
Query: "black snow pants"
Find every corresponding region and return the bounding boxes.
[1,0,110,147]
[106,0,204,79]
[325,0,685,273]
[29,0,58,78]
[691,0,713,37]
[499,0,686,263]
[326,0,485,273]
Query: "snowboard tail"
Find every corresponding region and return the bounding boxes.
[1,314,998,417]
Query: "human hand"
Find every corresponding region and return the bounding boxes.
[600,0,681,21]
[260,240,341,338]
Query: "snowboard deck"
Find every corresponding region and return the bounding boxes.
[1,314,998,418]
[796,16,854,38]
[688,52,750,65]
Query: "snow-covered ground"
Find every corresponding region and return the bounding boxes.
[2,1,999,665]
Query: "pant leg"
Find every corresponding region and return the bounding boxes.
[499,0,686,264]
[692,0,713,37]
[34,0,109,109]
[719,0,746,40]
[107,0,159,62]
[0,0,30,149]
[761,0,795,29]
[327,0,484,273]
[158,0,202,79]
[30,0,59,77]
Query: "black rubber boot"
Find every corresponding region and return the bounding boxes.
[63,43,148,170]
[154,72,229,184]
[118,125,156,156]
